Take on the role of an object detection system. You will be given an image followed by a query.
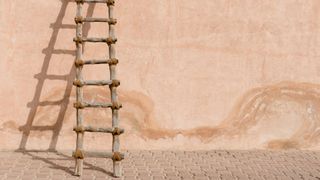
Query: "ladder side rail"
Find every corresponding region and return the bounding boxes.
[107,1,122,177]
[74,0,84,176]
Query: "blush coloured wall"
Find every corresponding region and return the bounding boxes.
[1,0,320,150]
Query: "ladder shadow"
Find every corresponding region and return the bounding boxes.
[17,0,94,152]
[19,151,113,177]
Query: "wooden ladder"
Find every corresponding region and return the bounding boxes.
[73,0,124,177]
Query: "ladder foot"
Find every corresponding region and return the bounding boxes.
[74,159,83,176]
[113,161,121,177]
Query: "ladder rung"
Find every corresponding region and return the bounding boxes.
[76,102,112,108]
[76,0,114,5]
[73,79,120,87]
[73,126,124,135]
[52,49,75,55]
[75,17,116,24]
[73,150,124,161]
[73,101,122,109]
[73,37,117,44]
[75,58,118,67]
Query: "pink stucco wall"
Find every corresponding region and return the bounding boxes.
[1,0,320,150]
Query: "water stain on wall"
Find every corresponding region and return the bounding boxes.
[224,81,320,149]
[119,81,320,149]
[9,81,320,149]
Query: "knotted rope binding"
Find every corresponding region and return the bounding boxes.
[74,102,85,109]
[73,149,84,159]
[75,0,84,4]
[110,79,120,87]
[73,79,83,87]
[75,59,84,67]
[112,152,123,161]
[73,36,83,44]
[111,102,122,110]
[73,126,85,133]
[108,58,119,65]
[112,127,122,135]
[105,37,117,45]
[109,18,117,25]
[107,0,115,6]
[74,16,84,24]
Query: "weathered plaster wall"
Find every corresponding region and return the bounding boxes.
[1,0,320,150]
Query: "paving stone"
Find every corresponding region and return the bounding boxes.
[0,151,319,179]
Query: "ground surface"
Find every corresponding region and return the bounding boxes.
[0,150,319,180]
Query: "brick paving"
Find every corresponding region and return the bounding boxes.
[0,150,319,179]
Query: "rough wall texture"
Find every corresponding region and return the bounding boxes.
[1,0,320,151]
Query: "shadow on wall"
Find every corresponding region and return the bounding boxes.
[16,0,96,151]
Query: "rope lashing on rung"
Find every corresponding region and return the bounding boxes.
[112,152,123,161]
[73,149,84,159]
[73,126,85,133]
[73,79,82,87]
[73,36,83,44]
[75,0,84,4]
[107,0,115,6]
[75,59,84,67]
[105,37,117,45]
[110,79,120,87]
[109,58,119,65]
[112,127,122,135]
[74,16,84,24]
[108,19,117,25]
[73,102,85,109]
[111,102,122,110]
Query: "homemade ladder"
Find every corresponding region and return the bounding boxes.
[73,0,124,177]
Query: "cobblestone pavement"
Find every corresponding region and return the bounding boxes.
[0,150,319,180]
